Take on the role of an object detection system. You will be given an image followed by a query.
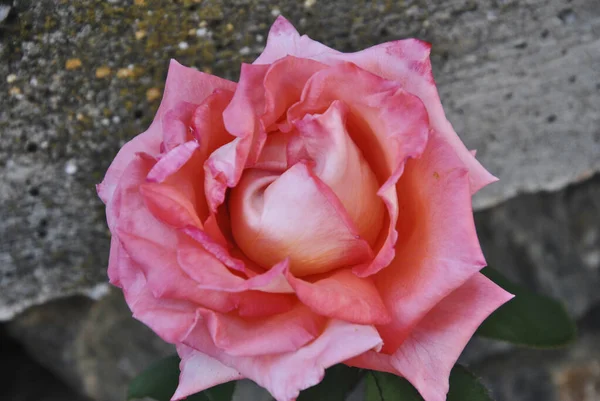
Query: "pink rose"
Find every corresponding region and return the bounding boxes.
[98,17,512,401]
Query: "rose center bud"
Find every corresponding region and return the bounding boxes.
[229,115,385,276]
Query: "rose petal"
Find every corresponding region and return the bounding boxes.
[107,154,176,244]
[374,130,488,353]
[287,62,429,195]
[286,269,391,325]
[204,136,252,213]
[290,100,385,247]
[204,64,269,212]
[107,235,124,287]
[147,140,199,183]
[286,62,430,277]
[152,145,211,222]
[177,244,294,294]
[229,162,374,276]
[161,102,197,152]
[182,319,383,401]
[253,131,289,172]
[254,16,339,65]
[113,235,198,344]
[255,18,494,192]
[117,231,236,313]
[337,41,497,193]
[183,225,247,273]
[172,346,243,401]
[176,241,246,289]
[236,291,297,318]
[198,305,325,356]
[139,182,202,229]
[262,56,327,128]
[98,59,235,205]
[347,273,513,401]
[192,89,236,158]
[130,287,199,344]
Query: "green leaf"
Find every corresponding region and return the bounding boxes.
[477,266,577,348]
[201,382,236,401]
[366,365,492,401]
[297,364,362,401]
[447,365,493,401]
[127,355,236,401]
[365,372,422,401]
[128,355,180,401]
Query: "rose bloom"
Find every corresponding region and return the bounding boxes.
[98,17,512,401]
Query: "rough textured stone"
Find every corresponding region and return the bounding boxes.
[1,0,599,320]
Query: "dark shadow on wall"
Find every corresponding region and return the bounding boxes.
[0,324,90,401]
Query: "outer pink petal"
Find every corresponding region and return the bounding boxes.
[254,16,340,65]
[347,273,513,401]
[117,231,236,313]
[105,154,162,293]
[107,235,124,286]
[374,130,488,354]
[286,269,391,325]
[96,129,162,205]
[106,153,174,242]
[198,306,325,356]
[337,41,496,193]
[112,236,198,344]
[108,154,235,312]
[172,345,243,401]
[287,63,430,277]
[129,287,199,344]
[183,319,383,401]
[229,162,374,276]
[98,60,235,204]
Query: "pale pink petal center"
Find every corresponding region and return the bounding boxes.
[228,163,373,276]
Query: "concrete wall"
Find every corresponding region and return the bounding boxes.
[1,0,599,400]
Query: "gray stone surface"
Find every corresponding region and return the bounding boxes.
[432,0,600,209]
[1,0,599,320]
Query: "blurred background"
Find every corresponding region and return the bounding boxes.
[0,0,599,400]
